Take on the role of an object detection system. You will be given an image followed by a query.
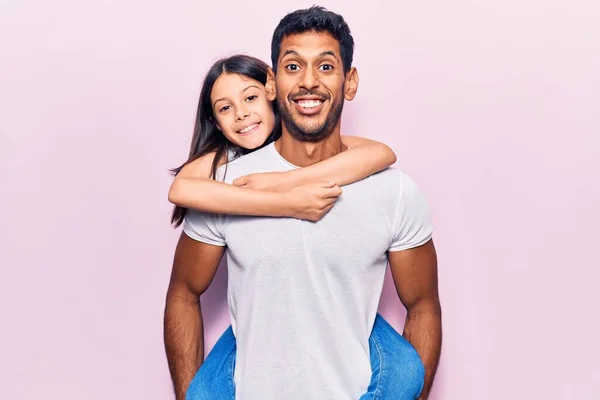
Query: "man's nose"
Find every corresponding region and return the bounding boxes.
[299,68,319,91]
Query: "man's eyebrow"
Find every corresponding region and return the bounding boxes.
[281,50,338,60]
[213,85,261,108]
[319,51,338,59]
[282,50,299,58]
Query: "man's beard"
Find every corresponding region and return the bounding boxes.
[277,89,344,143]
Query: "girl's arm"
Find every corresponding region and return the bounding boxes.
[168,152,340,220]
[337,135,397,184]
[233,136,397,190]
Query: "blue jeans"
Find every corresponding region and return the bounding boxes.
[186,314,424,399]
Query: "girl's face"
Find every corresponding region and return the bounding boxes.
[210,73,276,150]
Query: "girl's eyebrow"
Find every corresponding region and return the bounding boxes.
[213,85,261,107]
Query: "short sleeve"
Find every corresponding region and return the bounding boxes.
[183,210,226,246]
[389,174,434,252]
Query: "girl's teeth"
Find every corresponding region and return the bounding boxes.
[240,124,258,133]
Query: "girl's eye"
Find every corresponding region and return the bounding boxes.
[246,95,258,102]
[219,105,231,113]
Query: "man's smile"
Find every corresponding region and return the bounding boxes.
[291,95,328,115]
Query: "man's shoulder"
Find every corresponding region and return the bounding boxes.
[360,166,410,187]
[354,167,426,203]
[216,144,280,182]
[375,166,405,179]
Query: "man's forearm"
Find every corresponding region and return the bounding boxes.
[403,303,442,399]
[164,293,203,400]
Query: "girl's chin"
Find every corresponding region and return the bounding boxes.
[237,136,270,150]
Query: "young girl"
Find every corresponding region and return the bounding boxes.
[169,55,425,399]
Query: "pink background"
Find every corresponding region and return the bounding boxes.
[1,0,599,399]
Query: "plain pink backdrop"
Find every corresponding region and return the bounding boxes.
[1,0,599,399]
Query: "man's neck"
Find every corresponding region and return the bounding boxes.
[274,126,346,167]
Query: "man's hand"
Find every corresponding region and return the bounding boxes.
[233,171,292,192]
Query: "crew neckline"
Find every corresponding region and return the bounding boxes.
[268,142,300,170]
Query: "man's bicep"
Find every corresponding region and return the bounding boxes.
[169,232,226,299]
[388,239,439,310]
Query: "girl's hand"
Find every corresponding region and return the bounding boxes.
[282,182,342,222]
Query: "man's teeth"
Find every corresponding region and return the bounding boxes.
[297,100,322,108]
[239,123,258,133]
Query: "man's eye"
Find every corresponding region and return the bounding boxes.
[319,64,334,71]
[285,64,300,71]
[219,105,231,112]
[246,95,258,102]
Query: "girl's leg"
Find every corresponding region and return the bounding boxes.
[186,326,237,400]
[187,314,424,400]
[359,314,425,400]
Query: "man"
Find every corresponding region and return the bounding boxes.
[164,6,441,400]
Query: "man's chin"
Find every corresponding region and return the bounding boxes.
[286,123,332,143]
[289,116,327,134]
[291,123,327,135]
[279,103,340,142]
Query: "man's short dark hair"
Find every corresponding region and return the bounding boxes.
[271,6,355,75]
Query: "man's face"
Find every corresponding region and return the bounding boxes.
[270,31,357,142]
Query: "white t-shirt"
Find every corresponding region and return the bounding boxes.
[184,143,433,400]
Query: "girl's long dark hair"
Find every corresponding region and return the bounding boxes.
[170,55,281,227]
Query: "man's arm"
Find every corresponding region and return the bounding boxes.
[163,232,225,400]
[388,239,442,400]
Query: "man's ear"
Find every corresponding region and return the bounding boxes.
[265,68,277,101]
[344,67,359,101]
